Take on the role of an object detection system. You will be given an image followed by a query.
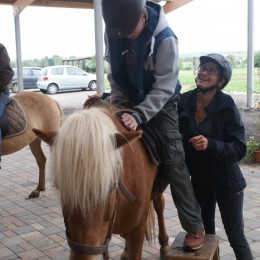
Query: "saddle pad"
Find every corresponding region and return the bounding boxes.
[3,98,28,139]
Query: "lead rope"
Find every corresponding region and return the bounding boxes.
[103,190,119,259]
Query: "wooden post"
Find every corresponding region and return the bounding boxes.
[162,0,193,14]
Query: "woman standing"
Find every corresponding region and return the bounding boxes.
[178,53,253,259]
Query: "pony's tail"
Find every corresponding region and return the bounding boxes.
[145,201,156,245]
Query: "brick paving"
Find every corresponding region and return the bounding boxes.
[0,144,260,259]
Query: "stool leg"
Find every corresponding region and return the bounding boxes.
[213,246,220,260]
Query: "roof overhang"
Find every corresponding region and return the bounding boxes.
[0,0,93,15]
[0,0,93,8]
[0,0,194,94]
[0,0,192,14]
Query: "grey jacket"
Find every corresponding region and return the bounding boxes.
[105,2,179,123]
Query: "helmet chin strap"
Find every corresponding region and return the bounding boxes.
[195,78,218,94]
[197,85,217,94]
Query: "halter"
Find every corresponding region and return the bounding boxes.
[63,178,136,257]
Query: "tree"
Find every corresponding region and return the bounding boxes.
[255,51,260,68]
[179,58,183,70]
[85,56,97,73]
[255,51,260,86]
[227,55,236,68]
[52,55,63,65]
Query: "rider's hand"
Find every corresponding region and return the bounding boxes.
[189,135,208,151]
[83,93,103,109]
[121,113,138,131]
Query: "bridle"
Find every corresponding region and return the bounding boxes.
[64,178,136,257]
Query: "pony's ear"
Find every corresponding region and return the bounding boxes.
[32,128,58,145]
[115,130,143,148]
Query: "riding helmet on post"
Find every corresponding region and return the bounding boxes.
[199,53,232,88]
[102,0,146,39]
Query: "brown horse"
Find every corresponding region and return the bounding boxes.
[2,91,63,198]
[33,105,169,259]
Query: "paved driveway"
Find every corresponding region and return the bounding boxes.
[1,90,260,259]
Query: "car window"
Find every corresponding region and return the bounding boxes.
[32,69,41,76]
[40,68,48,76]
[51,67,64,75]
[23,68,31,76]
[66,67,84,76]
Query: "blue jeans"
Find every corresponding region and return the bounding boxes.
[0,88,10,118]
[0,88,10,167]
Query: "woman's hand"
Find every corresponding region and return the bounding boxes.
[189,135,208,151]
[121,113,138,131]
[83,93,103,108]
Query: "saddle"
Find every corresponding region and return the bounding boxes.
[140,123,161,165]
[140,123,167,196]
[0,98,28,139]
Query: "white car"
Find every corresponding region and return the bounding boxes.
[37,65,97,94]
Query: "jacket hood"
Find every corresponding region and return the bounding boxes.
[146,1,168,39]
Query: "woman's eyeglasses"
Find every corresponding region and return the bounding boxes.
[198,65,219,76]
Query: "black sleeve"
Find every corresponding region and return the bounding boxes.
[0,44,14,92]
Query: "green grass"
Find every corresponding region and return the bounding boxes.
[179,67,260,93]
[104,68,260,94]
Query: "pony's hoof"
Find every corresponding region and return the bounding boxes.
[120,250,129,260]
[27,190,40,199]
[160,245,170,259]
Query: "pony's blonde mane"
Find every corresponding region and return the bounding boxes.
[51,107,122,215]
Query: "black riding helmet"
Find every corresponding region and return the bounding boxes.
[199,53,232,89]
[102,0,146,39]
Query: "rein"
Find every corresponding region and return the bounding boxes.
[118,178,136,202]
[64,179,136,256]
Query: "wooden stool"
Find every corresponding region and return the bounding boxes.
[164,232,220,260]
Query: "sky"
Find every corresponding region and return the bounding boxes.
[0,0,259,61]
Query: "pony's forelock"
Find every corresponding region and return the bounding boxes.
[51,107,122,215]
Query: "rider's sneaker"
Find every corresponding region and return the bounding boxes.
[183,229,205,251]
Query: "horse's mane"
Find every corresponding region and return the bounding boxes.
[51,106,122,215]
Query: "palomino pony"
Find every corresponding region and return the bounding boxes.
[33,105,170,259]
[2,91,63,198]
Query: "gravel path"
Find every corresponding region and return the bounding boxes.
[230,93,260,141]
[60,91,260,142]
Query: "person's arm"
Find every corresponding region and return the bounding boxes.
[133,36,179,123]
[107,64,138,130]
[0,44,14,93]
[193,106,246,162]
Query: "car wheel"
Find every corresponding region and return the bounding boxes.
[47,84,58,94]
[88,80,97,91]
[12,83,19,93]
[40,89,47,93]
